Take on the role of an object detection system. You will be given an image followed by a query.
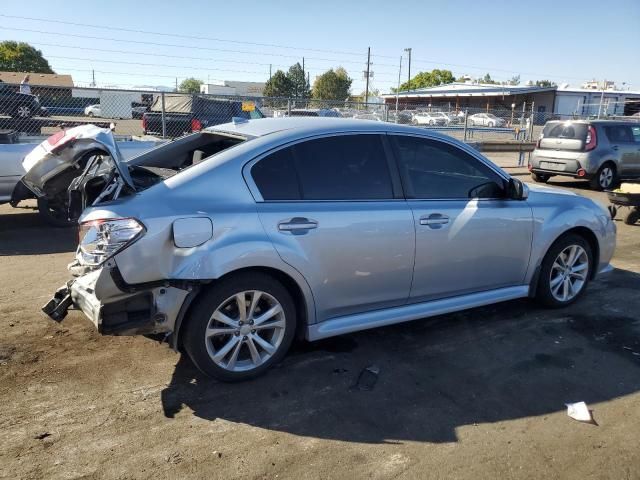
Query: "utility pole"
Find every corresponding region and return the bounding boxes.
[598,79,606,118]
[269,64,272,82]
[404,48,412,91]
[365,47,371,104]
[91,69,95,87]
[395,56,403,121]
[302,57,305,99]
[175,77,178,92]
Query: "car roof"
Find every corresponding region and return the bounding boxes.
[206,116,448,139]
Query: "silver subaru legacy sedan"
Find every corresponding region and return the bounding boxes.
[44,117,616,381]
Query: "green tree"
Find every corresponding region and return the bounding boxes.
[286,63,310,98]
[312,67,352,100]
[0,41,54,73]
[395,69,454,92]
[263,70,293,97]
[178,78,203,94]
[508,75,521,86]
[535,79,556,87]
[481,73,498,84]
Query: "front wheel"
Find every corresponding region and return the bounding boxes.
[183,272,297,382]
[14,105,33,119]
[624,208,640,225]
[536,234,592,308]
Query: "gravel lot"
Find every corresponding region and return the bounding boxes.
[0,157,638,480]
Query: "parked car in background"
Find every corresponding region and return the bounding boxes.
[352,113,383,122]
[412,111,447,126]
[289,108,342,118]
[43,117,615,381]
[84,104,102,117]
[142,95,265,137]
[0,81,41,119]
[469,113,506,127]
[530,120,640,190]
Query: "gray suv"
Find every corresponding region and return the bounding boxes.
[530,120,640,190]
[44,118,615,381]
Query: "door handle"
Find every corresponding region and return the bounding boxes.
[420,213,450,227]
[278,217,318,232]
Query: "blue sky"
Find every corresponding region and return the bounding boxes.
[1,0,639,92]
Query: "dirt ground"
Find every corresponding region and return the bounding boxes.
[0,159,639,480]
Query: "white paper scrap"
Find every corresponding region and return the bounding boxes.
[565,401,593,423]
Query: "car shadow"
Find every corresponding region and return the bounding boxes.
[0,210,76,255]
[160,268,640,444]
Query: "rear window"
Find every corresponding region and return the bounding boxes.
[543,122,588,140]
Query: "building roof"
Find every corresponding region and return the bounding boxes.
[0,71,74,87]
[382,82,557,98]
[556,86,640,96]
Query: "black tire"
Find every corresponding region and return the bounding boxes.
[531,172,550,183]
[589,163,618,191]
[624,208,640,225]
[37,196,75,227]
[536,234,593,308]
[183,272,297,382]
[87,112,94,117]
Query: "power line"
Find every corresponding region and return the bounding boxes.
[1,26,399,69]
[0,13,374,59]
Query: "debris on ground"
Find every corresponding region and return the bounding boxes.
[566,401,597,425]
[351,365,380,391]
[34,432,51,440]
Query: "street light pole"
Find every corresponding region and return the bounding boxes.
[395,56,402,121]
[365,47,371,104]
[404,48,412,91]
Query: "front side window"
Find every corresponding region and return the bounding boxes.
[391,135,505,199]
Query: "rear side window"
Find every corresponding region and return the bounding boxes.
[543,122,588,140]
[604,125,635,143]
[392,135,505,199]
[251,148,301,200]
[293,135,393,200]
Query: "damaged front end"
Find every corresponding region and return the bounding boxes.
[43,217,196,337]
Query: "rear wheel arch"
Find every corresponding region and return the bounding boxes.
[172,266,310,350]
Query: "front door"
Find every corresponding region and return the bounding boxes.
[248,133,415,322]
[604,125,640,176]
[389,134,533,302]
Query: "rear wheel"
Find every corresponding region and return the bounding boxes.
[589,163,617,190]
[531,172,550,183]
[536,234,592,308]
[183,272,297,382]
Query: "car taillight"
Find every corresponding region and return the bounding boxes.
[191,118,203,132]
[78,218,145,266]
[142,115,147,131]
[585,126,597,151]
[46,130,76,153]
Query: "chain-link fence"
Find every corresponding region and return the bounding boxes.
[1,83,637,144]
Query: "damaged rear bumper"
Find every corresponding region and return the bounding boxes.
[43,265,192,336]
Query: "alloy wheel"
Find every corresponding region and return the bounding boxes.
[599,166,614,189]
[16,106,31,118]
[204,290,286,372]
[549,245,589,302]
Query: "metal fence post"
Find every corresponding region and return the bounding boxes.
[384,104,389,122]
[529,102,535,141]
[287,98,291,116]
[160,92,167,139]
[463,109,468,142]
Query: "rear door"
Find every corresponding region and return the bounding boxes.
[603,125,640,175]
[249,133,415,322]
[389,134,533,302]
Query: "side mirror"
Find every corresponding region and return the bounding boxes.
[509,178,529,200]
